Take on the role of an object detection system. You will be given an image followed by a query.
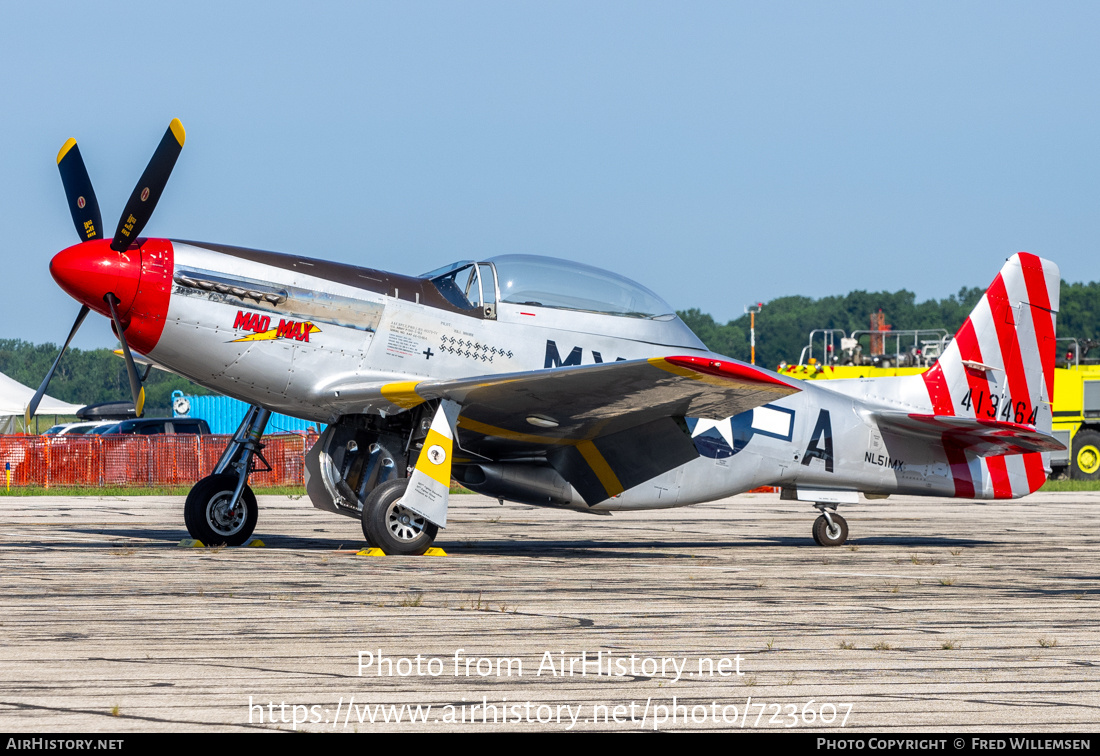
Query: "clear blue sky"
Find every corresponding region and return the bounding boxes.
[2,1,1098,350]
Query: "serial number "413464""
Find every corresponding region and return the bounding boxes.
[960,389,1038,425]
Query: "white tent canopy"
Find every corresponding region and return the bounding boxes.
[0,371,83,433]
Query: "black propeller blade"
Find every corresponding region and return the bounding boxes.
[105,295,146,418]
[57,139,103,241]
[42,119,184,424]
[111,118,186,252]
[25,305,90,427]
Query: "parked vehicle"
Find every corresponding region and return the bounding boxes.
[42,421,116,436]
[97,418,211,436]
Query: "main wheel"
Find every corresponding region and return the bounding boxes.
[361,478,438,556]
[812,512,848,547]
[1071,430,1100,480]
[184,473,258,546]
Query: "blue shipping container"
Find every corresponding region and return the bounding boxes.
[171,391,324,435]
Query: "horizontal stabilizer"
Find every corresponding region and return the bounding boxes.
[875,411,1064,456]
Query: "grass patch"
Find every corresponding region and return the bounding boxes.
[1038,637,1058,648]
[941,640,960,650]
[872,641,893,651]
[1040,479,1100,492]
[398,592,425,607]
[838,640,855,650]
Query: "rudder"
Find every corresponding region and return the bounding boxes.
[921,253,1060,494]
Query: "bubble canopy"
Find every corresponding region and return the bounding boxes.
[422,254,675,319]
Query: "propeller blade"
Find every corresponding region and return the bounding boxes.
[105,295,146,417]
[111,118,186,252]
[25,305,90,427]
[57,139,103,241]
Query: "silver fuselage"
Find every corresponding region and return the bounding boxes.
[148,242,1043,512]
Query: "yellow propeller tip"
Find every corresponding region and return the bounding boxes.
[169,119,186,147]
[57,138,78,165]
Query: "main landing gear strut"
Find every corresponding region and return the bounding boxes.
[184,406,271,546]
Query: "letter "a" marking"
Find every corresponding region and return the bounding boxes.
[801,409,834,473]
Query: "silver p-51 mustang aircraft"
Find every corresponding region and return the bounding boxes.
[31,121,1064,553]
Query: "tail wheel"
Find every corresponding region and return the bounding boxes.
[361,478,438,556]
[812,513,848,547]
[1071,430,1100,480]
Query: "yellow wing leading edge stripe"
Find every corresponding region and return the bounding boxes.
[380,381,425,409]
[648,356,745,388]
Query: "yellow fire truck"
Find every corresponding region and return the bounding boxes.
[778,329,1100,480]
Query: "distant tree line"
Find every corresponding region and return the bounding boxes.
[679,279,1100,369]
[0,340,210,416]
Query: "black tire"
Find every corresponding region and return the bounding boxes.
[184,473,258,546]
[1070,430,1100,481]
[812,513,848,547]
[361,478,438,556]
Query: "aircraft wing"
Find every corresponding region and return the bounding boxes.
[377,356,800,505]
[873,412,1065,456]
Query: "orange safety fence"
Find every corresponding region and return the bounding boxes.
[0,433,318,488]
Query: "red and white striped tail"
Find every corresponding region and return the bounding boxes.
[921,253,1060,498]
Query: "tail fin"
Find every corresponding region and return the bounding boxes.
[920,253,1060,495]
